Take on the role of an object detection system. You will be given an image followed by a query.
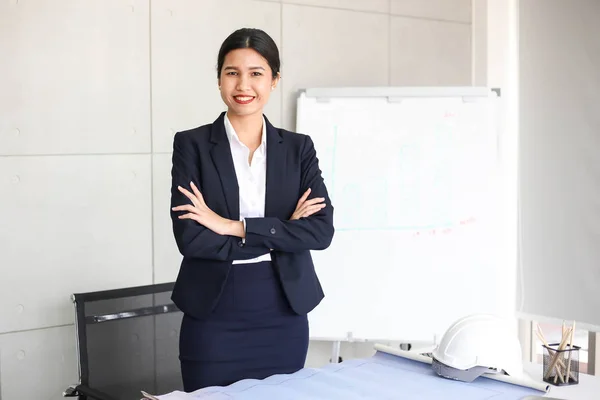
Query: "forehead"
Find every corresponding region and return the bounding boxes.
[223,48,270,69]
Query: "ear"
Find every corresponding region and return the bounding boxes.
[217,78,221,89]
[271,72,281,90]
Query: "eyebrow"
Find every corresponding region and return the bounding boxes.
[223,66,266,71]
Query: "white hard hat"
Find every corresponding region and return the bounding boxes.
[431,314,524,382]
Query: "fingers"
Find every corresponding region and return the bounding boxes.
[171,204,198,214]
[296,188,311,206]
[295,197,325,214]
[178,182,205,208]
[177,213,201,222]
[301,203,326,217]
[291,193,326,221]
[303,197,325,207]
[190,182,206,205]
[178,185,199,208]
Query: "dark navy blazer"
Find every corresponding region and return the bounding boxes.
[170,112,335,319]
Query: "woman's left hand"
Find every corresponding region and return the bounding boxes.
[172,182,232,236]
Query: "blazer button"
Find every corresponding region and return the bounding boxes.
[237,241,244,247]
[270,228,276,235]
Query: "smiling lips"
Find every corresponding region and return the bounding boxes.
[233,95,255,104]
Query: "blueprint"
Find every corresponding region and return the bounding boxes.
[144,350,547,400]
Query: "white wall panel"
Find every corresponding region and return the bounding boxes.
[390,17,471,86]
[391,0,471,22]
[0,155,153,333]
[280,0,388,13]
[472,0,488,86]
[151,0,282,153]
[153,153,182,283]
[518,0,600,328]
[0,325,77,400]
[0,0,151,156]
[281,4,388,130]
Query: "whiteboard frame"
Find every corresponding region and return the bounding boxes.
[299,86,500,101]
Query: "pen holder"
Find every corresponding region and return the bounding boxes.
[542,343,580,386]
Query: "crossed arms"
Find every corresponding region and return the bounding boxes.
[170,132,334,261]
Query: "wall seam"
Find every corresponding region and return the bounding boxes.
[388,0,392,85]
[148,0,156,286]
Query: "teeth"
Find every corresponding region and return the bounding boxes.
[235,96,253,101]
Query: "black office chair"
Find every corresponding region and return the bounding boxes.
[63,282,183,400]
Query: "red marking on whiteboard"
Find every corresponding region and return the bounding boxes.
[410,218,476,239]
[443,112,456,118]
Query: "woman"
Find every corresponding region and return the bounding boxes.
[169,28,335,391]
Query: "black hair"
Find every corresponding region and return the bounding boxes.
[217,28,281,79]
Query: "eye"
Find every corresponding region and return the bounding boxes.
[252,72,263,76]
[226,71,237,76]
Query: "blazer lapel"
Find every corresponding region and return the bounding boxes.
[265,115,286,218]
[209,112,239,220]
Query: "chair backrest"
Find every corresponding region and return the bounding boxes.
[71,282,183,400]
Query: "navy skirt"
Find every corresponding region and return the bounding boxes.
[178,261,309,392]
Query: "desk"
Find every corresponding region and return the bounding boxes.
[523,363,600,399]
[145,350,600,400]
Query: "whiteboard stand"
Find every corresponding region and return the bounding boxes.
[330,341,341,364]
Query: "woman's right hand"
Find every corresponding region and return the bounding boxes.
[290,188,326,220]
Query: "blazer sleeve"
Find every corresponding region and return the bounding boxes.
[244,135,335,252]
[170,132,271,261]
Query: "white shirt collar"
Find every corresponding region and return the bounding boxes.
[224,113,267,153]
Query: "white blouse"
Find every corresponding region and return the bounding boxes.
[224,114,272,264]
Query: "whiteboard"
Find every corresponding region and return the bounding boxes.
[297,87,512,343]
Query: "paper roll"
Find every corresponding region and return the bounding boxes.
[483,371,550,392]
[373,343,550,393]
[374,343,434,364]
[140,391,160,400]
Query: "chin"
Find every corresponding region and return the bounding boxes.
[229,104,263,117]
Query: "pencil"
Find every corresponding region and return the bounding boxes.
[564,321,576,383]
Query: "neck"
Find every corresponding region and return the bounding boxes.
[227,111,263,148]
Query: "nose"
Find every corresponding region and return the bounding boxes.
[236,75,250,92]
